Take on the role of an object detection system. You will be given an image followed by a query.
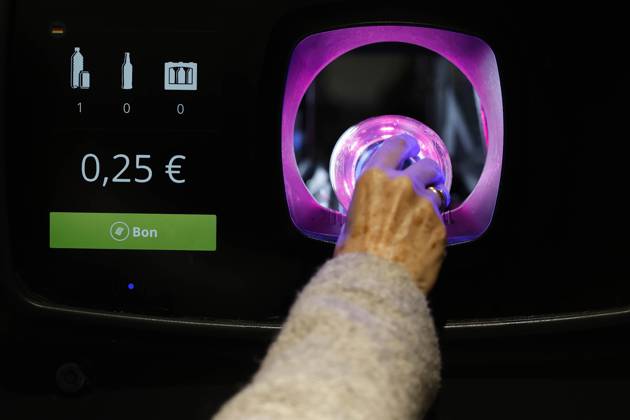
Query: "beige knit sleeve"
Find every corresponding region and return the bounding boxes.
[213,252,441,420]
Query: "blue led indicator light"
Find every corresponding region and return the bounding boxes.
[127,282,135,290]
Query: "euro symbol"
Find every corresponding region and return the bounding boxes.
[165,155,186,184]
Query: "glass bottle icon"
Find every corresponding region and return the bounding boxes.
[70,47,83,89]
[121,52,133,90]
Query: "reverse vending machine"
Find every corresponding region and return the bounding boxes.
[1,1,626,337]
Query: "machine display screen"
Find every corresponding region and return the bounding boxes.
[44,31,220,252]
[4,2,319,321]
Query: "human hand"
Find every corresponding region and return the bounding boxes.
[334,135,448,294]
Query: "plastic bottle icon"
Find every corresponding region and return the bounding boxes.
[70,47,83,89]
[70,47,90,89]
[168,67,176,84]
[121,52,133,90]
[176,67,186,85]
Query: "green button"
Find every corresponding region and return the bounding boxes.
[50,212,217,251]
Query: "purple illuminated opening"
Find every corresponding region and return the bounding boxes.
[281,25,503,245]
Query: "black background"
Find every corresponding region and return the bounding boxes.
[1,0,629,419]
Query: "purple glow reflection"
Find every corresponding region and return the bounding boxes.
[330,115,453,212]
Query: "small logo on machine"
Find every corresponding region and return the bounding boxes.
[164,61,197,91]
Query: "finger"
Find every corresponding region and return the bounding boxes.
[363,134,420,171]
[403,158,445,189]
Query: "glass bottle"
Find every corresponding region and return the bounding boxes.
[121,52,133,90]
